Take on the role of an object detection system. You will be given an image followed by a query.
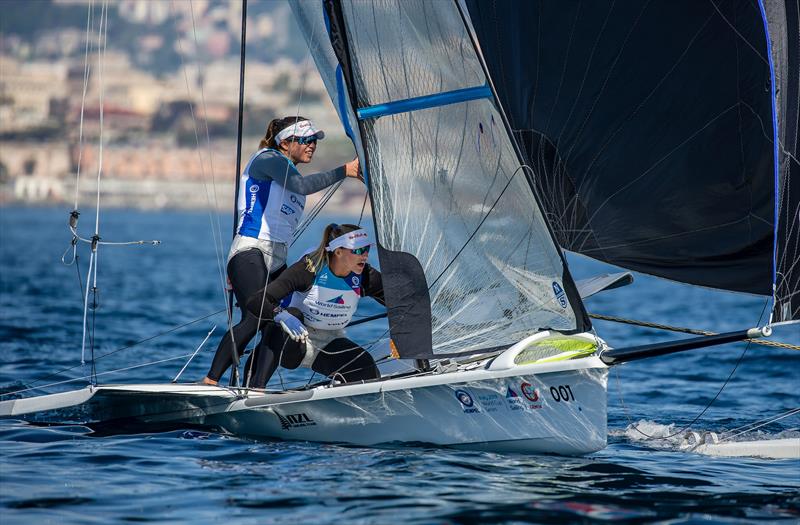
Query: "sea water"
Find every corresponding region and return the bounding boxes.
[0,206,798,524]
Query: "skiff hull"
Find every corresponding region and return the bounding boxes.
[1,357,608,455]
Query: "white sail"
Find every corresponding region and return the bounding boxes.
[292,0,586,356]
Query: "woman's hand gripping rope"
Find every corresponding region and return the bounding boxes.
[345,157,363,182]
[275,310,308,343]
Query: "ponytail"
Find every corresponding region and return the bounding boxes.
[259,115,309,150]
[305,223,362,273]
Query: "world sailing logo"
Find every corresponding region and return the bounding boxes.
[455,389,479,413]
[275,411,316,430]
[506,387,524,411]
[552,282,568,308]
[326,295,345,304]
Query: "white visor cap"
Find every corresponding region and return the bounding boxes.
[275,120,325,144]
[326,229,371,251]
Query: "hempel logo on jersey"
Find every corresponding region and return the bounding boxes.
[454,389,479,414]
[275,411,316,430]
[247,184,259,214]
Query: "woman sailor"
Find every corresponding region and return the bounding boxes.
[203,117,361,386]
[244,223,383,387]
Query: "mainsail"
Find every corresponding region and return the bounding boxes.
[465,0,799,324]
[291,0,590,357]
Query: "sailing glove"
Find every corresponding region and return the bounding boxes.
[275,310,308,343]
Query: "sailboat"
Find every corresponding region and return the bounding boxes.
[1,0,797,458]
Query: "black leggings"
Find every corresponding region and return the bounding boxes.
[251,318,380,388]
[206,249,284,385]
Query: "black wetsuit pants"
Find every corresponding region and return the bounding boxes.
[250,316,380,388]
[206,249,284,385]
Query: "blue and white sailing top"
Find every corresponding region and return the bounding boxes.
[246,257,384,331]
[289,265,364,329]
[231,148,346,255]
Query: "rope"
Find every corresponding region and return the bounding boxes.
[3,309,226,397]
[358,191,369,226]
[720,407,800,442]
[590,313,800,351]
[8,350,211,396]
[615,300,768,441]
[290,179,343,246]
[173,326,216,383]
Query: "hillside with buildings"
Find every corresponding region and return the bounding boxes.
[0,0,365,212]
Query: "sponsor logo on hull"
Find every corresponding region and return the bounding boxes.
[276,412,316,430]
[506,387,525,411]
[520,382,543,409]
[455,389,479,414]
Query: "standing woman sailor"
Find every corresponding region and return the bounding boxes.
[203,117,361,386]
[244,224,383,388]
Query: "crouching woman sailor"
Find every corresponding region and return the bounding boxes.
[245,224,383,388]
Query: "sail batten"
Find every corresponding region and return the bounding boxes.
[356,85,493,119]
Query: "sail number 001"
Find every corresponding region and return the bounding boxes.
[549,385,575,402]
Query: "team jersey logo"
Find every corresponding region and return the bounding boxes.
[326,295,345,304]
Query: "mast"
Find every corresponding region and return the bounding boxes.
[227,0,248,387]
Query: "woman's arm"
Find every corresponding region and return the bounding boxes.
[249,150,345,195]
[245,259,314,320]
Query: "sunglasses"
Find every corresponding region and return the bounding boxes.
[291,135,318,145]
[350,246,370,255]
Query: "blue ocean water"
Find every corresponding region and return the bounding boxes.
[0,205,797,524]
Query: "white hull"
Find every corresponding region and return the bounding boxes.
[210,358,608,455]
[681,431,800,460]
[1,354,609,455]
[693,439,800,459]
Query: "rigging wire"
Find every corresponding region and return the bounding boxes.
[314,164,531,384]
[1,308,226,397]
[169,0,245,385]
[180,0,230,320]
[80,0,108,368]
[63,1,95,267]
[290,180,343,245]
[590,312,800,351]
[357,191,369,226]
[614,299,770,442]
[720,407,800,442]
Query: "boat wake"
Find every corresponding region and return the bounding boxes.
[611,420,800,459]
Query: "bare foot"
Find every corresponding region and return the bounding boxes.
[201,377,218,386]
